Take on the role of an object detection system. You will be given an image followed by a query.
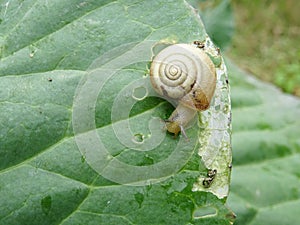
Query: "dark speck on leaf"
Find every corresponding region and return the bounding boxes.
[41,195,52,215]
[134,192,144,208]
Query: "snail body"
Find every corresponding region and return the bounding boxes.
[150,43,216,137]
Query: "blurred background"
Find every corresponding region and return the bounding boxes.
[195,1,300,224]
[229,0,300,96]
[199,0,300,96]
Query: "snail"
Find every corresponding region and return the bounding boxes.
[150,42,216,137]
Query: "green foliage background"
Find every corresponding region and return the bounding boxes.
[200,1,300,224]
[228,0,300,96]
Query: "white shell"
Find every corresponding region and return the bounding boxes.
[150,43,217,136]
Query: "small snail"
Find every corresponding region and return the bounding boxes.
[150,42,217,137]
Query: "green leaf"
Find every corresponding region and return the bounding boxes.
[226,60,300,225]
[0,0,232,224]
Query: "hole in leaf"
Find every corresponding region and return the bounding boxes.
[132,133,144,144]
[132,86,148,101]
[193,206,217,219]
[41,195,52,215]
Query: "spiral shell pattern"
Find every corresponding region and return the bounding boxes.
[150,43,216,111]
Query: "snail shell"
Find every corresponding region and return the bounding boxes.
[150,43,216,137]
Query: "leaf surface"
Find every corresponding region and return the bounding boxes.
[0,1,232,224]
